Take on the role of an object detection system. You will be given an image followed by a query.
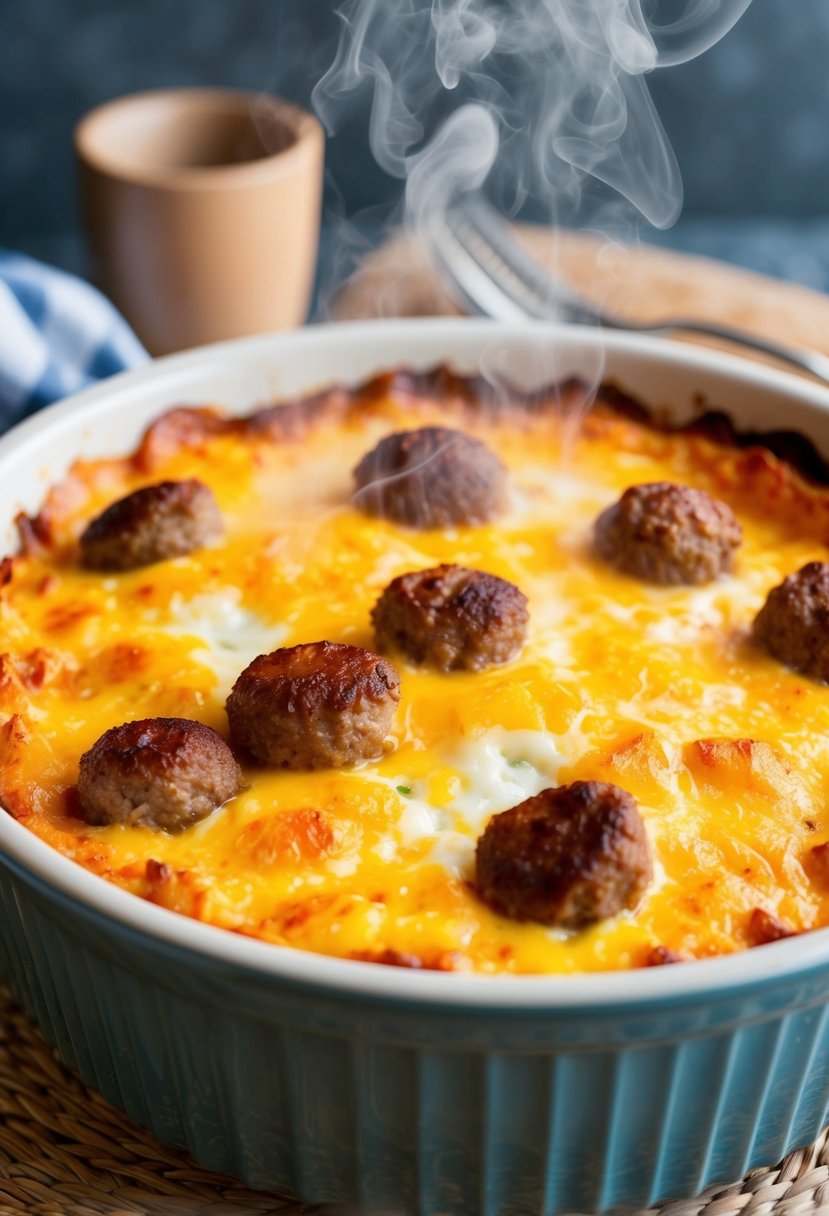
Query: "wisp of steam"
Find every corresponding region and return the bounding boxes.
[314,0,751,235]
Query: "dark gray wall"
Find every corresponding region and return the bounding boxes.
[650,0,829,218]
[3,0,342,255]
[2,0,826,263]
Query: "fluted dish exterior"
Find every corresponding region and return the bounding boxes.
[2,860,829,1214]
[2,322,829,1215]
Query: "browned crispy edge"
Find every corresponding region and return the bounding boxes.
[148,366,829,484]
[16,364,829,553]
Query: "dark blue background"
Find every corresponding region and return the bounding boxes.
[4,0,829,296]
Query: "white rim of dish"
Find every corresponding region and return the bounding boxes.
[4,317,829,1010]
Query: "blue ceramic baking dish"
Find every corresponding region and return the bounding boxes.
[1,320,829,1215]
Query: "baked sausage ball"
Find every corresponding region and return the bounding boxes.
[226,641,400,769]
[77,717,240,833]
[372,564,529,672]
[594,481,741,585]
[80,478,222,571]
[475,780,652,928]
[352,427,508,528]
[753,561,829,683]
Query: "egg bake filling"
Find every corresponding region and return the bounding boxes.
[2,366,829,975]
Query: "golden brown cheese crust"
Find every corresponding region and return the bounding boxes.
[3,366,829,974]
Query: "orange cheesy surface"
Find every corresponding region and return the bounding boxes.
[2,370,829,974]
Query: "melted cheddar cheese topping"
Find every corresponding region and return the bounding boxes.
[3,375,829,974]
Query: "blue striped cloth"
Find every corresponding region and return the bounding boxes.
[0,251,147,431]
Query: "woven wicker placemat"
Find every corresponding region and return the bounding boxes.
[5,234,829,1214]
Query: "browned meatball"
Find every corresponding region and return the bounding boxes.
[594,481,741,585]
[747,907,798,946]
[77,717,240,833]
[475,780,652,928]
[372,564,529,672]
[226,641,400,769]
[352,427,508,528]
[642,945,683,967]
[753,562,829,682]
[79,479,222,571]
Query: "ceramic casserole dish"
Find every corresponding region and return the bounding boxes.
[2,319,829,1216]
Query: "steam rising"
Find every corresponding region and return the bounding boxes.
[314,0,751,233]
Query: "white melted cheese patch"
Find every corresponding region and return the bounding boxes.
[643,581,731,646]
[513,465,609,515]
[371,727,573,880]
[163,589,286,698]
[362,714,669,927]
[512,465,612,553]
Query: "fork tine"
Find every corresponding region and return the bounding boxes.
[447,208,555,320]
[428,196,829,387]
[460,198,598,321]
[433,196,602,324]
[429,214,532,321]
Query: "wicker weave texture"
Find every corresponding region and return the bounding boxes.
[0,986,827,1216]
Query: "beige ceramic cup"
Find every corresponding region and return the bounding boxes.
[75,89,324,355]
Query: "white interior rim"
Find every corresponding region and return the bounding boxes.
[3,317,829,1009]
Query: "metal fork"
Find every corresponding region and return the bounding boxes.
[429,196,829,386]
